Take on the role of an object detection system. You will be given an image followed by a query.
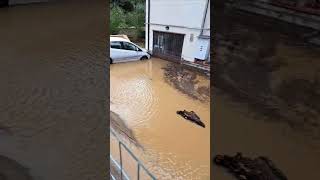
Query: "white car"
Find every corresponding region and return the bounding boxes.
[110,37,150,64]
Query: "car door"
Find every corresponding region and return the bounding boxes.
[136,47,146,59]
[121,42,140,61]
[110,41,125,63]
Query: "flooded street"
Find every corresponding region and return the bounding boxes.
[214,93,320,180]
[110,58,210,179]
[0,1,107,180]
[213,8,320,180]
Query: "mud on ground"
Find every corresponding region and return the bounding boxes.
[162,63,210,103]
[110,111,141,148]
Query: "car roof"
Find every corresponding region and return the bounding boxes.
[110,37,130,42]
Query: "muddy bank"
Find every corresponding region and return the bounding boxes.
[110,111,141,147]
[162,63,210,103]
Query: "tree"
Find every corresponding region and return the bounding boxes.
[110,0,145,40]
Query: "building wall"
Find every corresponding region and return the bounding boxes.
[149,0,208,28]
[146,0,210,62]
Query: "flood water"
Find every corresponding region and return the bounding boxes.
[0,1,107,180]
[110,58,210,179]
[214,95,320,180]
[213,9,320,179]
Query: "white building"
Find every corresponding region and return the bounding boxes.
[145,0,210,63]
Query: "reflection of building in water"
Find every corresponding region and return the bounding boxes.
[145,0,210,63]
[147,58,152,77]
[227,0,320,30]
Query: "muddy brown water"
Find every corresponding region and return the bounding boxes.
[0,1,107,180]
[110,58,210,179]
[213,8,320,180]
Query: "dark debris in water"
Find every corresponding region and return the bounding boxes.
[214,153,288,180]
[177,110,205,128]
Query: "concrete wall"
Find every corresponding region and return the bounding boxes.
[146,0,210,62]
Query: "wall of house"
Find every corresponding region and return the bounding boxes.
[146,0,210,62]
[149,0,208,28]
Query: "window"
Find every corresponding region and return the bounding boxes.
[122,42,137,51]
[111,41,122,49]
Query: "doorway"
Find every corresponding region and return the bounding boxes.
[152,31,184,62]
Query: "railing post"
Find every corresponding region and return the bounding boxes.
[119,142,123,180]
[137,164,140,180]
[111,128,156,180]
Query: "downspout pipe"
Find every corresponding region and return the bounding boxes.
[147,0,150,51]
[200,0,209,36]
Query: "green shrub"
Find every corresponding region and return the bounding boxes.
[110,0,145,38]
[110,7,126,34]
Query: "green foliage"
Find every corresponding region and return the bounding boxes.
[110,6,126,34]
[110,0,145,40]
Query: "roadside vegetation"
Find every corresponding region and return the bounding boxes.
[110,0,145,42]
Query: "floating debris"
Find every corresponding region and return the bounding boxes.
[177,110,205,128]
[214,153,287,180]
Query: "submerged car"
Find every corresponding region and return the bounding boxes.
[110,37,150,63]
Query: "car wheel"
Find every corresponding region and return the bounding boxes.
[140,56,148,60]
[110,58,113,64]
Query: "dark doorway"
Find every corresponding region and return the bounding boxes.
[0,0,8,7]
[152,31,184,62]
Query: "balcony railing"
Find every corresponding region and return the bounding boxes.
[110,128,156,180]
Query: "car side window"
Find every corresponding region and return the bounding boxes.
[111,41,122,49]
[136,47,142,51]
[122,42,137,51]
